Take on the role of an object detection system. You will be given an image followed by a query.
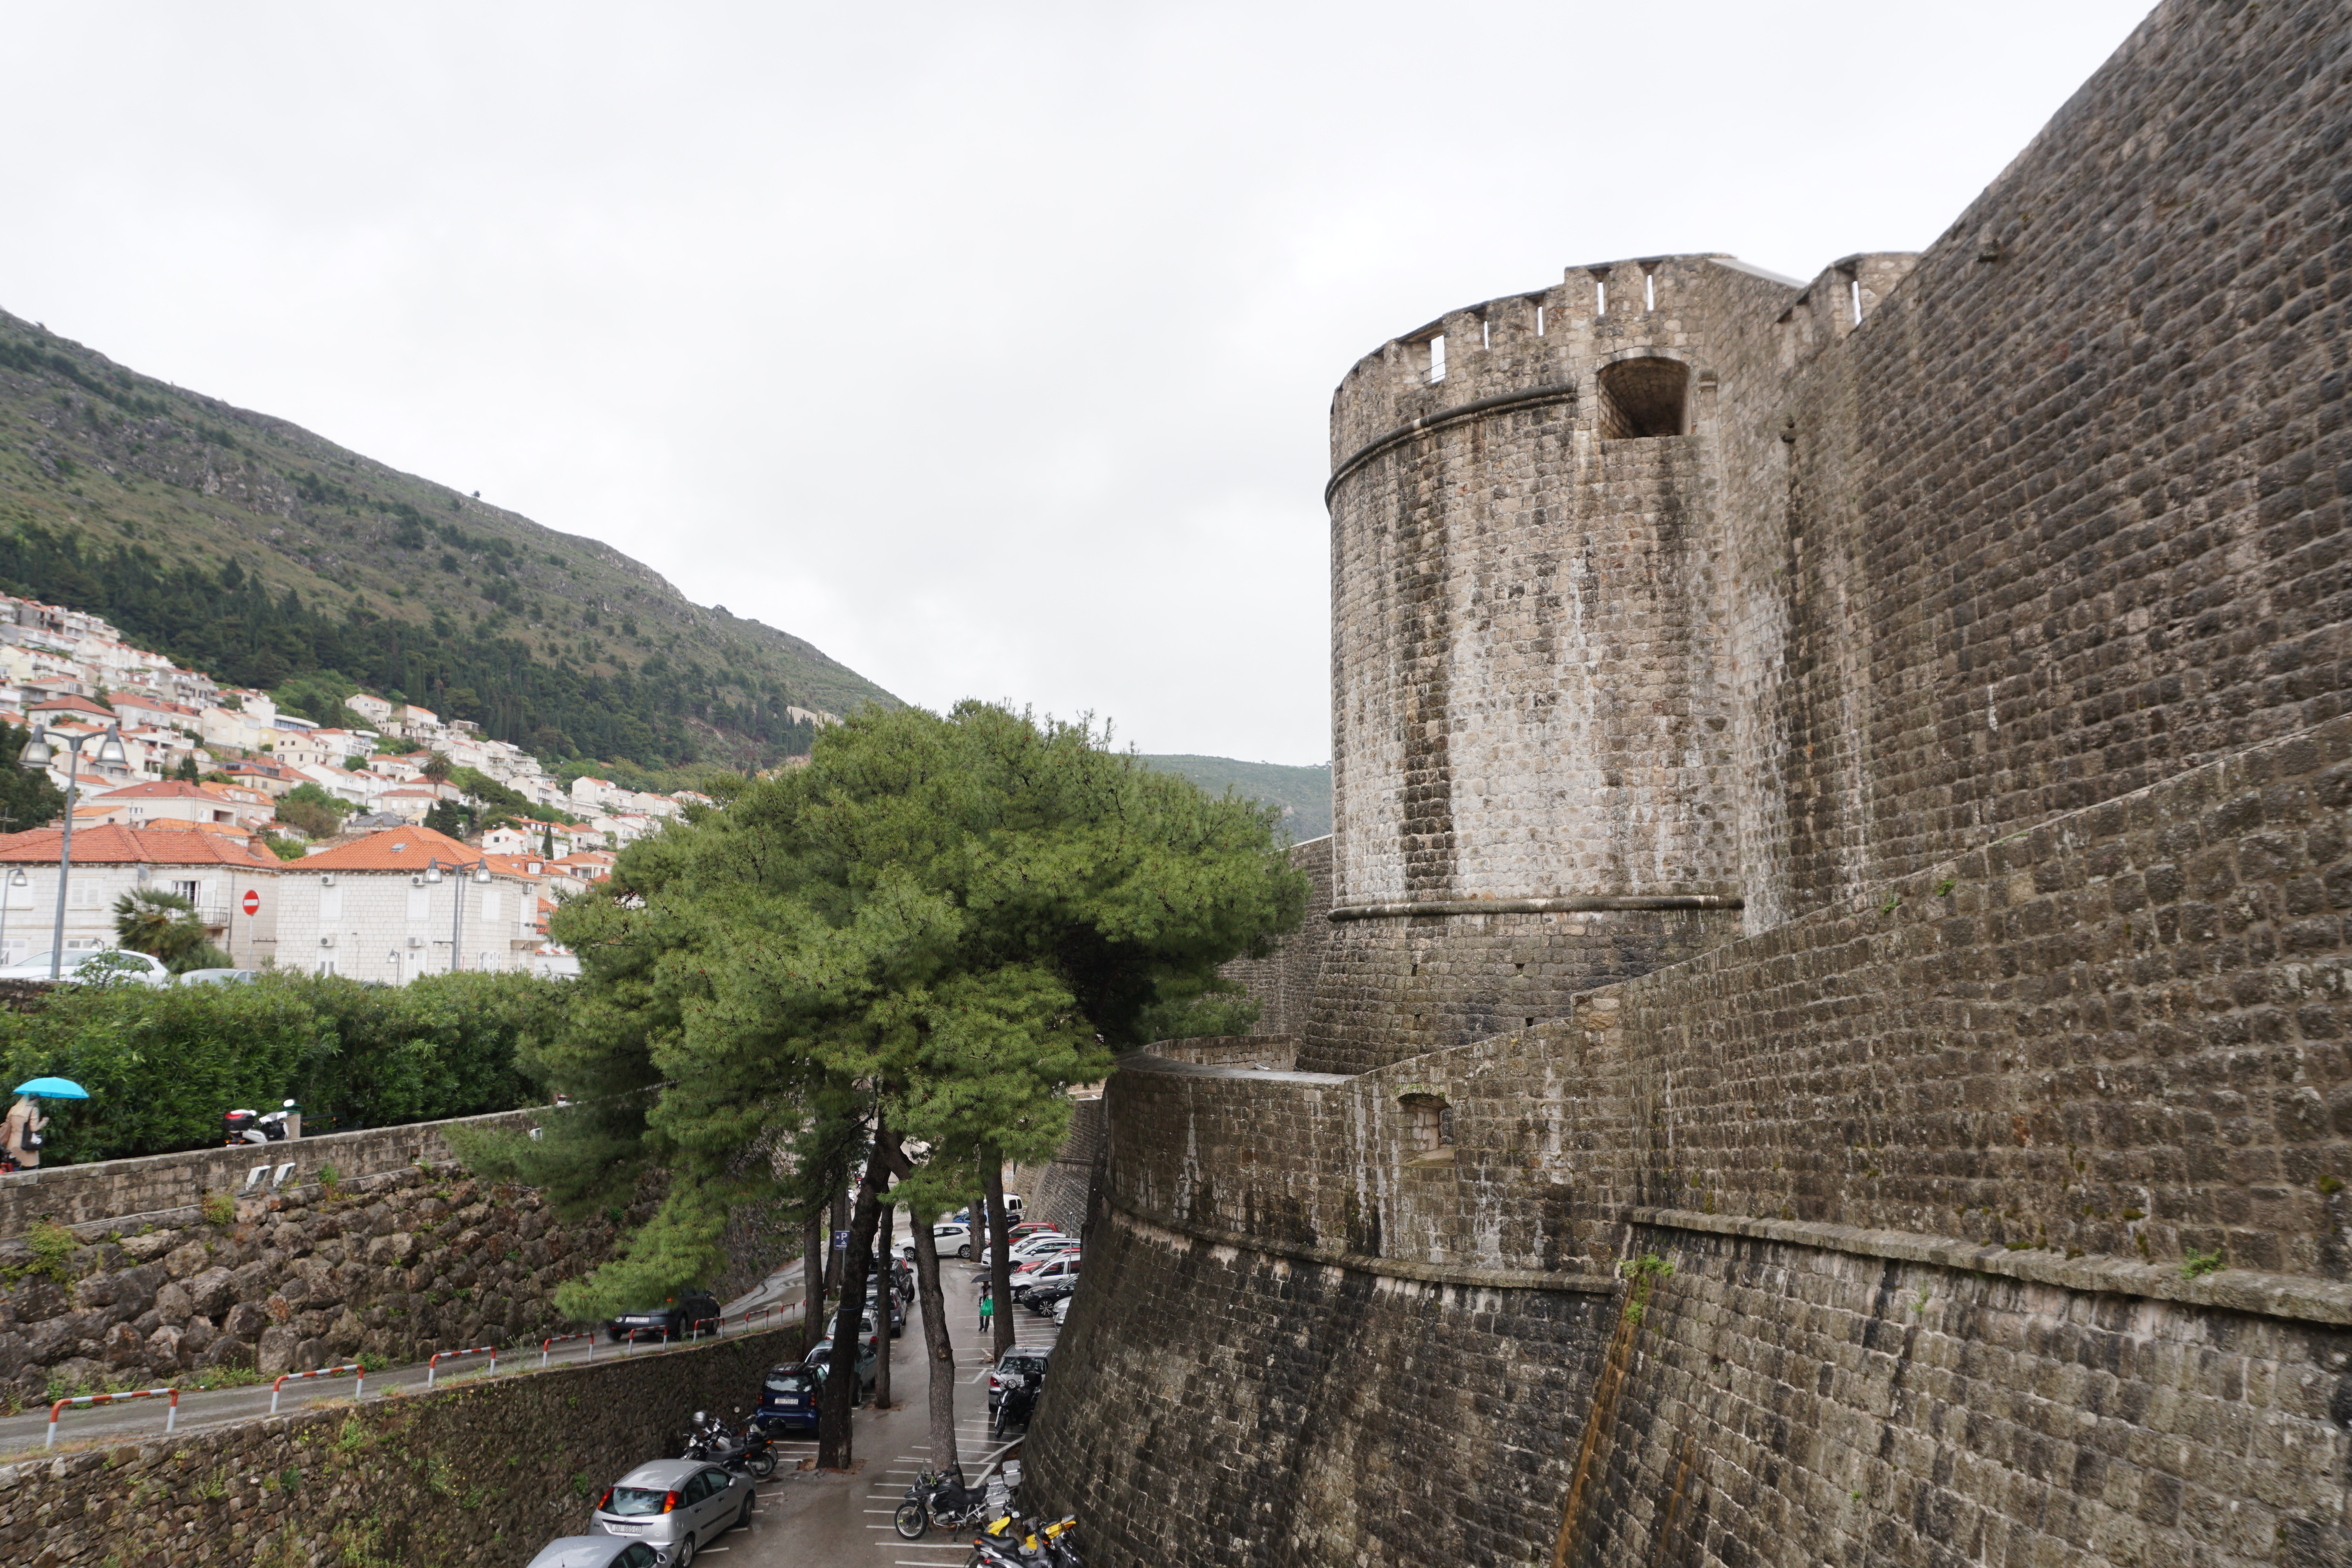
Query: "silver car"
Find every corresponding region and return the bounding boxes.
[526,1539,667,1568]
[590,1459,754,1566]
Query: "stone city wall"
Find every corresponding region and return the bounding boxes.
[0,1324,795,1567]
[1032,710,2352,1563]
[0,1107,537,1240]
[1214,835,1330,1039]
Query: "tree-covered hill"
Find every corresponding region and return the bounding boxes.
[0,309,896,770]
[1135,755,1330,842]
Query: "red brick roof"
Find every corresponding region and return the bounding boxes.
[89,781,217,801]
[0,825,278,868]
[27,696,113,721]
[296,825,482,872]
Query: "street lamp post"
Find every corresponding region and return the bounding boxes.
[422,857,494,974]
[16,725,128,979]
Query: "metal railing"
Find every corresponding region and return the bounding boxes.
[270,1363,363,1413]
[425,1345,497,1388]
[48,1387,178,1449]
[540,1332,596,1369]
[622,1326,669,1355]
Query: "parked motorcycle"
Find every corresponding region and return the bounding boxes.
[968,1509,1081,1567]
[896,1467,1003,1540]
[223,1099,298,1146]
[993,1370,1040,1437]
[681,1408,777,1480]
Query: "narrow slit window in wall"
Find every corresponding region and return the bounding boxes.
[1850,279,1863,325]
[1645,272,1656,311]
[1428,334,1446,383]
[1596,357,1690,439]
[1535,303,1546,336]
[1482,319,1491,350]
[1595,281,1606,315]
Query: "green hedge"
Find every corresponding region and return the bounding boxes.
[0,971,561,1164]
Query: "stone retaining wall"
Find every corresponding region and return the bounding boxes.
[0,1160,643,1399]
[0,1108,537,1240]
[0,1325,797,1566]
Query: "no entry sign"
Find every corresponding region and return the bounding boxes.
[241,890,261,916]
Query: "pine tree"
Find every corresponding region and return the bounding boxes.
[459,701,1306,1473]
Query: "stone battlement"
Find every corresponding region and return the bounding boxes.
[1030,2,2352,1562]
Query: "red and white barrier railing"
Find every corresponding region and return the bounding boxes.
[622,1326,669,1355]
[270,1363,363,1413]
[426,1345,497,1388]
[48,1387,178,1449]
[540,1331,597,1369]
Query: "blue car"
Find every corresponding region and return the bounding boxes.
[754,1346,876,1433]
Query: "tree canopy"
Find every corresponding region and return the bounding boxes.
[465,701,1307,1316]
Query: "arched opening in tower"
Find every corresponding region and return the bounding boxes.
[1595,357,1690,439]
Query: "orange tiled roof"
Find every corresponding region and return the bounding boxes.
[293,824,478,871]
[89,781,219,801]
[0,824,278,868]
[27,695,114,721]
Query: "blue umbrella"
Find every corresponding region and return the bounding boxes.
[12,1078,88,1100]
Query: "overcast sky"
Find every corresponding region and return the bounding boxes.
[3,2,2153,764]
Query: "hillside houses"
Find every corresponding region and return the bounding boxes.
[0,590,742,978]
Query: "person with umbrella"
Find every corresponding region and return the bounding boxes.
[5,1078,87,1172]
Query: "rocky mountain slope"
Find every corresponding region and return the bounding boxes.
[0,309,895,769]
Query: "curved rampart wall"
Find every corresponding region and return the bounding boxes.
[1033,709,2352,1566]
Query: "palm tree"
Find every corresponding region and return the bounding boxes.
[421,752,454,784]
[113,888,209,966]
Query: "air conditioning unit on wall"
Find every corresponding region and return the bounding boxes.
[319,935,336,948]
[407,936,423,948]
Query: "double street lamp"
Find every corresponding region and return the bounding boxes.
[414,856,493,973]
[16,725,127,980]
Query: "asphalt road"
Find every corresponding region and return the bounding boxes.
[710,1263,1063,1567]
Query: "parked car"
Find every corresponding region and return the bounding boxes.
[793,1338,877,1406]
[525,1538,668,1568]
[974,1236,1077,1279]
[589,1458,754,1566]
[0,948,171,986]
[1010,1255,1080,1301]
[863,1279,906,1336]
[987,1345,1053,1414]
[754,1361,825,1432]
[1053,1294,1071,1327]
[605,1290,721,1344]
[1006,1221,1061,1244]
[934,1221,977,1258]
[176,967,260,985]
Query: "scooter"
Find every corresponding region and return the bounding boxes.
[223,1099,298,1146]
[681,1408,777,1480]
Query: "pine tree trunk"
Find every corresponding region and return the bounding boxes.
[871,1196,894,1410]
[983,1158,1015,1363]
[816,1136,887,1469]
[801,1213,824,1359]
[908,1208,960,1484]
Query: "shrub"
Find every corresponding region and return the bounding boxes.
[0,971,559,1162]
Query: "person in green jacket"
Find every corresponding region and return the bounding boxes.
[978,1286,994,1335]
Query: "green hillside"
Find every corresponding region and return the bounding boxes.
[1136,755,1330,842]
[0,309,896,771]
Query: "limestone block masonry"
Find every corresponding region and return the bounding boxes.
[0,1107,535,1239]
[0,1159,644,1396]
[0,1325,794,1565]
[1030,3,2352,1563]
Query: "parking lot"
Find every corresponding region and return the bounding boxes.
[563,1215,1066,1567]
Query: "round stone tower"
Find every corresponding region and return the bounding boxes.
[1305,254,1767,1075]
